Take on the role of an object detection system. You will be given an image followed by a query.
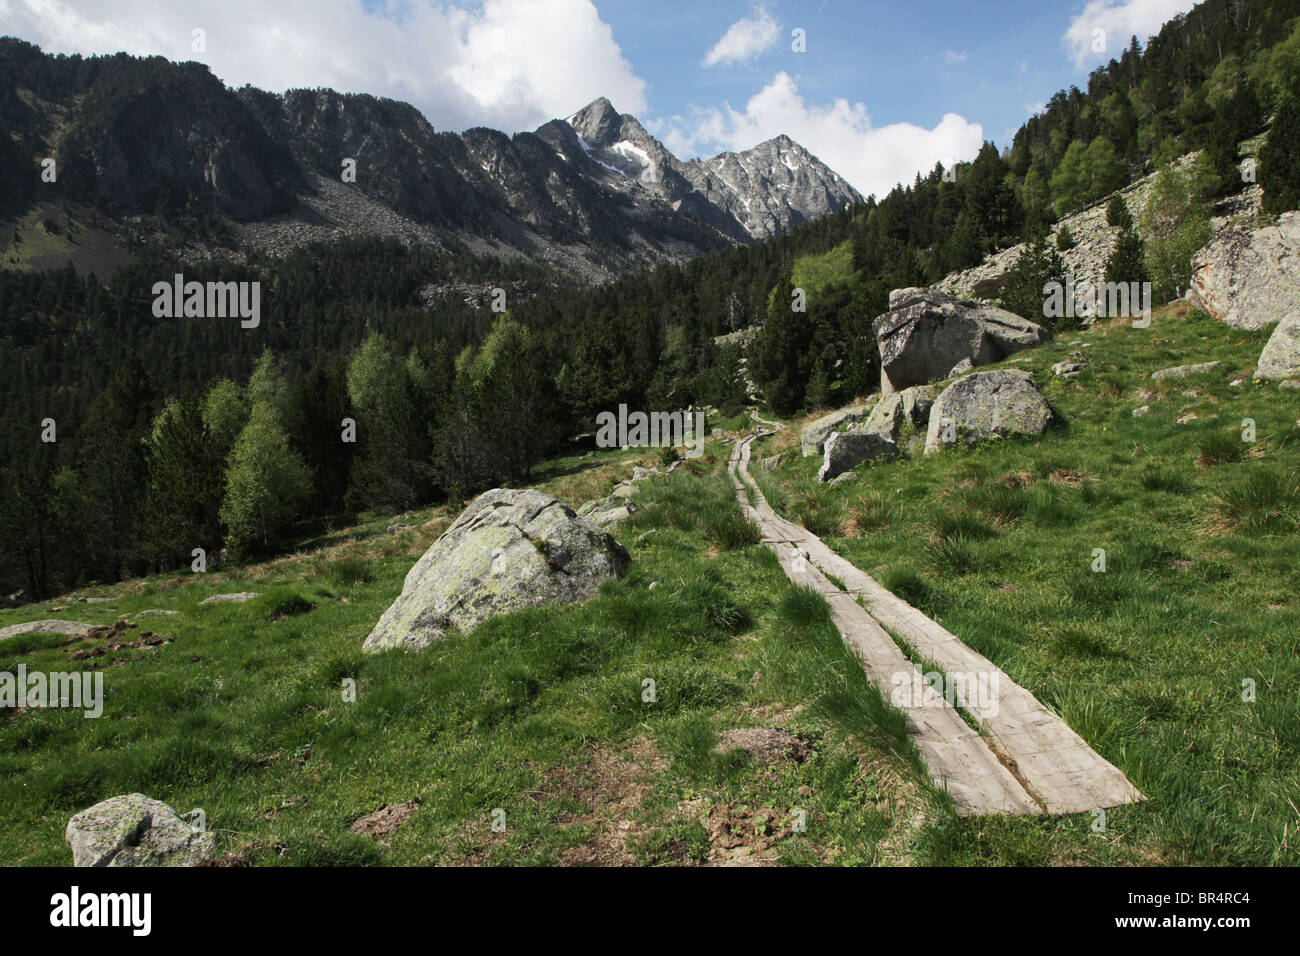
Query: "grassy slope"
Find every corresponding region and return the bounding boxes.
[0,434,939,866]
[2,308,1296,866]
[754,303,1300,865]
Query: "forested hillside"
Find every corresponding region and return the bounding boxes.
[3,0,1300,600]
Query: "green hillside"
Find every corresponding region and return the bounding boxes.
[4,301,1296,866]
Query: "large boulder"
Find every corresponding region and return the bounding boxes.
[874,288,1050,394]
[362,488,629,652]
[1255,316,1300,381]
[1189,212,1300,330]
[855,385,935,442]
[66,794,214,867]
[924,369,1053,454]
[800,401,877,457]
[818,431,899,482]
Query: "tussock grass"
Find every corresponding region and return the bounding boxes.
[840,491,900,538]
[1206,468,1300,534]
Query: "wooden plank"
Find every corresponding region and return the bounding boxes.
[731,430,1143,815]
[730,436,1041,816]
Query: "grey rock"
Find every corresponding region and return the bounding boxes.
[387,523,412,533]
[0,619,98,641]
[199,592,261,605]
[577,495,638,529]
[631,466,659,481]
[818,431,899,482]
[1150,361,1223,381]
[362,488,629,652]
[800,401,877,457]
[854,385,934,442]
[1254,316,1300,381]
[827,472,859,487]
[135,609,179,618]
[948,358,975,377]
[759,452,791,473]
[1279,380,1300,390]
[66,794,215,867]
[1189,211,1300,330]
[874,288,1050,394]
[1132,405,1151,417]
[1053,361,1086,378]
[925,369,1053,454]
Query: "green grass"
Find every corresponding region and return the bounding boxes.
[750,304,1300,865]
[0,464,921,866]
[3,305,1297,866]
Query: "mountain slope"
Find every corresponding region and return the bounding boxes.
[0,40,862,279]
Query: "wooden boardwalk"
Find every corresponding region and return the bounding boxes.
[729,425,1143,816]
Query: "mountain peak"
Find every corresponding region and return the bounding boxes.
[567,96,623,147]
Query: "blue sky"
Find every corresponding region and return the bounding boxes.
[2,0,1199,198]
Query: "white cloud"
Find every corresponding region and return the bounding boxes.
[1062,0,1197,69]
[665,72,985,200]
[702,6,780,67]
[1,0,646,133]
[943,49,968,64]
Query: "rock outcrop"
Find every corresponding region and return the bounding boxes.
[925,369,1053,454]
[66,794,214,867]
[873,289,1050,395]
[362,489,629,652]
[818,432,900,482]
[1255,316,1300,381]
[856,385,935,443]
[800,401,877,457]
[1189,211,1300,330]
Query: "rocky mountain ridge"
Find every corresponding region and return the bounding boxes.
[0,40,862,280]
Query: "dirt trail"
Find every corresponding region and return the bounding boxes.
[729,418,1143,816]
